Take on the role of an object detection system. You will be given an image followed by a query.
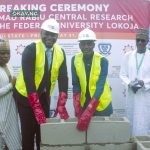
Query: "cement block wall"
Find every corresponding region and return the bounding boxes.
[41,117,150,150]
[40,116,137,150]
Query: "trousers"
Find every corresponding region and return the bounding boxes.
[13,90,50,150]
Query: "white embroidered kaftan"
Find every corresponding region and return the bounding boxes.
[119,49,150,136]
[0,64,21,150]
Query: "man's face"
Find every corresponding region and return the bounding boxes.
[0,50,10,66]
[136,34,149,53]
[41,29,58,48]
[79,40,95,56]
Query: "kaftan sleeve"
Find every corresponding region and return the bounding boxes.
[119,52,131,87]
[0,83,13,97]
[141,50,150,90]
[0,66,13,97]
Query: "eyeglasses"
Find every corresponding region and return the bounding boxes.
[136,39,146,43]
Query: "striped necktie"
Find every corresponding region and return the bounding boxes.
[46,48,52,70]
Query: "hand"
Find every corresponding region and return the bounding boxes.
[11,76,16,86]
[137,80,144,87]
[28,93,46,124]
[129,80,142,93]
[73,93,82,119]
[55,92,69,120]
[76,98,99,131]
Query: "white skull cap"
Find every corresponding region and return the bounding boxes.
[0,39,10,51]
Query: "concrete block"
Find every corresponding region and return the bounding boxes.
[90,143,135,150]
[87,116,131,144]
[41,118,86,145]
[133,136,150,142]
[40,145,86,150]
[133,136,150,150]
[137,141,150,150]
[40,143,135,150]
[40,145,85,150]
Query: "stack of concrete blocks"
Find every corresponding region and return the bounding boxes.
[133,136,150,150]
[40,116,136,150]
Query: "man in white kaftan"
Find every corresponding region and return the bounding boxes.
[0,39,21,150]
[119,28,150,136]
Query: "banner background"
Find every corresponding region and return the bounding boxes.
[0,0,149,117]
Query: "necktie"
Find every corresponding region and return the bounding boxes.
[46,48,52,70]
